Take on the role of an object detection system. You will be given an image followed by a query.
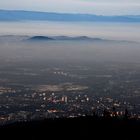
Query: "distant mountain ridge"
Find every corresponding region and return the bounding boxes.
[27,36,103,41]
[0,9,140,22]
[28,36,55,41]
[0,35,138,43]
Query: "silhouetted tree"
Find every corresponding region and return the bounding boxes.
[103,109,110,118]
[124,108,129,120]
[112,107,117,117]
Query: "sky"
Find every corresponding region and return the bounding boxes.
[0,0,140,15]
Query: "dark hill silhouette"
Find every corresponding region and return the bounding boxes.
[1,116,140,139]
[55,36,102,41]
[27,35,104,41]
[28,36,54,41]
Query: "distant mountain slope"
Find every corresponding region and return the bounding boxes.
[0,10,140,22]
[28,36,55,41]
[0,35,138,44]
[27,36,103,41]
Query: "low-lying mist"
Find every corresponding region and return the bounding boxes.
[0,36,140,65]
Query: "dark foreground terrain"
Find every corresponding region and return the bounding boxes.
[0,116,140,139]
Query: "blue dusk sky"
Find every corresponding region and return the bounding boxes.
[0,0,140,15]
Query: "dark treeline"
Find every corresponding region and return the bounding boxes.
[1,111,140,139]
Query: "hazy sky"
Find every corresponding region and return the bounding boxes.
[0,0,140,15]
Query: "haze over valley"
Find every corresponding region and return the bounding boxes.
[0,7,140,124]
[0,24,140,123]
